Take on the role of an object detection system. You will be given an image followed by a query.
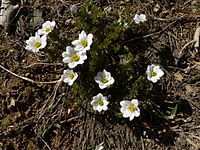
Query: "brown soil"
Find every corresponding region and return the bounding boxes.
[0,0,200,150]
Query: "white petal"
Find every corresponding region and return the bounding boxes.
[26,37,35,44]
[134,14,139,20]
[77,60,84,65]
[83,46,90,51]
[99,84,107,89]
[97,72,104,78]
[94,77,102,83]
[157,70,164,77]
[102,106,108,111]
[120,101,130,107]
[151,78,158,83]
[140,14,146,22]
[63,57,71,63]
[105,71,111,78]
[92,105,98,110]
[74,45,84,51]
[103,100,109,106]
[68,81,74,86]
[66,46,75,54]
[120,107,126,113]
[25,46,33,51]
[147,76,152,81]
[81,55,87,61]
[102,96,108,101]
[72,40,80,46]
[134,108,140,117]
[103,69,108,75]
[87,34,93,45]
[40,42,47,49]
[79,31,87,40]
[91,100,97,106]
[129,113,135,121]
[131,99,138,107]
[123,109,131,118]
[63,78,71,83]
[97,93,103,98]
[74,73,78,79]
[96,106,102,112]
[37,29,44,35]
[109,77,115,85]
[33,49,39,52]
[153,66,160,72]
[62,52,68,58]
[51,21,56,27]
[68,62,77,68]
[135,18,139,22]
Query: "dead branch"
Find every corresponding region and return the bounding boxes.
[0,0,19,33]
[194,27,200,48]
[0,64,61,84]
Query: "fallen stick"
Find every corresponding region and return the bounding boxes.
[180,27,200,54]
[0,64,61,84]
[0,0,19,33]
[194,27,200,48]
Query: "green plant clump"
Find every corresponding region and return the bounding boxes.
[71,1,153,112]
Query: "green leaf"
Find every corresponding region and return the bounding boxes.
[0,115,11,126]
[86,146,93,150]
[42,124,53,137]
[54,123,62,129]
[171,104,178,115]
[159,114,170,120]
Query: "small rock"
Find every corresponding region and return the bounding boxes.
[153,3,160,12]
[185,85,196,96]
[174,72,184,82]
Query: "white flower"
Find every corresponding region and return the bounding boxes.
[38,21,56,35]
[94,69,115,89]
[72,30,93,52]
[62,46,87,68]
[133,14,147,24]
[146,64,164,83]
[91,93,109,112]
[120,99,140,121]
[61,69,78,86]
[95,142,104,150]
[25,33,47,52]
[123,22,129,29]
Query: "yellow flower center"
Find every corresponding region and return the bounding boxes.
[80,40,88,47]
[128,104,135,112]
[45,27,51,33]
[70,54,80,61]
[34,42,41,48]
[68,74,74,79]
[97,99,104,106]
[101,77,108,83]
[150,71,157,77]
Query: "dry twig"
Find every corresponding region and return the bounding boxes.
[0,64,61,84]
[194,27,200,48]
[0,0,19,33]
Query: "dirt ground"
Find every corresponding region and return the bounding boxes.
[0,0,200,150]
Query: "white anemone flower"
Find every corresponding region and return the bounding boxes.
[94,69,114,89]
[133,14,147,24]
[25,33,47,52]
[91,93,109,112]
[61,69,78,86]
[72,30,93,52]
[95,142,104,150]
[38,21,56,35]
[120,99,140,121]
[146,64,164,83]
[62,46,87,68]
